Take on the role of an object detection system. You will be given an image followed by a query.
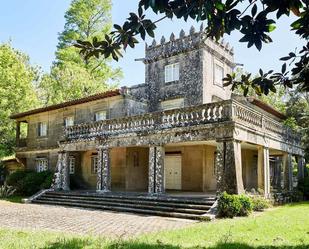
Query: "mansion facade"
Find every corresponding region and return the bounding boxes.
[11,26,305,198]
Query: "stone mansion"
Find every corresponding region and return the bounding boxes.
[11,26,304,202]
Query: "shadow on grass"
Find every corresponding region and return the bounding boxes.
[43,239,309,249]
[43,238,93,249]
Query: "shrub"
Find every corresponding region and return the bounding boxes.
[251,196,270,211]
[298,177,309,199]
[0,184,16,198]
[6,171,28,192]
[41,172,53,189]
[218,192,242,218]
[218,192,254,218]
[238,195,253,216]
[5,170,53,196]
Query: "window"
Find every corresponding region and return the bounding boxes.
[94,111,106,121]
[69,156,75,174]
[64,116,74,127]
[165,63,179,83]
[161,98,184,111]
[38,122,47,137]
[91,156,98,174]
[36,158,48,172]
[214,64,224,87]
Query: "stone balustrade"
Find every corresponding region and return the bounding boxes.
[64,100,301,145]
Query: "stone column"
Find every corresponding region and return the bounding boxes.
[97,147,111,192]
[297,156,305,181]
[257,146,270,197]
[148,146,165,194]
[283,153,293,191]
[216,140,244,195]
[62,151,70,191]
[52,152,64,190]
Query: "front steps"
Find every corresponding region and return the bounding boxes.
[31,191,217,220]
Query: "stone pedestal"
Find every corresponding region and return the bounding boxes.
[97,147,111,192]
[148,146,165,194]
[216,140,244,194]
[257,146,270,197]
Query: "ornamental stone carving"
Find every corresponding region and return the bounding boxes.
[148,146,165,194]
[97,146,111,192]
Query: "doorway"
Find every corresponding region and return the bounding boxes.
[165,155,182,190]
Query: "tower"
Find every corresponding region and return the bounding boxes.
[144,25,235,112]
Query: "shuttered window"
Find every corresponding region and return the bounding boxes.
[165,63,179,83]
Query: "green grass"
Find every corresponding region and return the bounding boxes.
[0,195,25,203]
[0,202,309,249]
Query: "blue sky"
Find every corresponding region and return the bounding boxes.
[0,0,303,87]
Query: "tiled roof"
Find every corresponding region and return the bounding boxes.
[248,97,286,119]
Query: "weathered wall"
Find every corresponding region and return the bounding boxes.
[16,95,148,153]
[242,149,258,190]
[111,147,126,190]
[80,150,97,189]
[145,50,204,112]
[125,147,149,191]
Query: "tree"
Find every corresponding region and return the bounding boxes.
[75,0,309,96]
[286,90,309,160]
[39,0,122,105]
[234,68,287,113]
[0,44,40,157]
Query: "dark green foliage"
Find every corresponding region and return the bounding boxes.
[6,170,27,190]
[298,177,309,199]
[6,170,53,196]
[251,196,270,211]
[0,162,8,185]
[238,195,253,216]
[218,192,254,218]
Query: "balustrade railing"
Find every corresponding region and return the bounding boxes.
[64,99,301,145]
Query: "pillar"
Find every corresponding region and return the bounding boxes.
[216,140,244,194]
[297,156,305,181]
[283,153,293,191]
[257,146,270,197]
[273,157,282,190]
[97,146,111,192]
[62,151,70,191]
[52,152,64,190]
[148,145,165,194]
[16,121,21,146]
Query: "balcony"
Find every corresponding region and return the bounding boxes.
[64,99,301,146]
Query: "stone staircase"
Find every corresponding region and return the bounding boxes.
[31,191,217,220]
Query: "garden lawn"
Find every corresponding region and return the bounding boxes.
[0,195,24,203]
[0,202,308,249]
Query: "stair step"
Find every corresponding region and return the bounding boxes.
[32,199,204,220]
[37,196,209,215]
[41,194,212,210]
[45,192,216,205]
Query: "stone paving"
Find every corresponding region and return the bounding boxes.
[0,201,196,238]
